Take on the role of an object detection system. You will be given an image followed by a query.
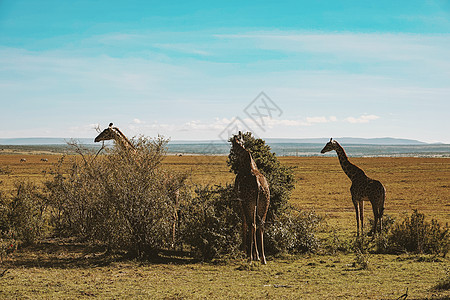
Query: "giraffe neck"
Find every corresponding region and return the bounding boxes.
[334,142,365,182]
[238,151,259,176]
[113,127,136,151]
[250,156,259,173]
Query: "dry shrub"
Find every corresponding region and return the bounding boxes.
[434,274,450,291]
[386,210,448,255]
[45,136,188,258]
[0,181,48,247]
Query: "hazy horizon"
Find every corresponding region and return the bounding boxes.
[0,136,440,145]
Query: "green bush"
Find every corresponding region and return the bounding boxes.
[180,132,319,260]
[387,210,448,255]
[46,136,188,258]
[180,184,321,260]
[227,133,323,256]
[180,184,242,260]
[227,132,295,221]
[265,209,322,255]
[369,214,395,253]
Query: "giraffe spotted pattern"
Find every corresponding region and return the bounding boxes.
[321,138,385,236]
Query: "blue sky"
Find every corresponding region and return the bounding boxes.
[1,1,449,143]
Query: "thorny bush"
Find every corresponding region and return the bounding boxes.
[45,136,188,258]
[0,181,48,249]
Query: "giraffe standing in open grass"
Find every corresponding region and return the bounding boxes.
[321,138,385,236]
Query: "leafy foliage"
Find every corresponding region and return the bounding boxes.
[265,210,322,255]
[180,133,320,260]
[227,132,295,221]
[180,184,242,260]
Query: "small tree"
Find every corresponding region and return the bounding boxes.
[227,132,296,221]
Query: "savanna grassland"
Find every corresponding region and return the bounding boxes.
[0,153,449,299]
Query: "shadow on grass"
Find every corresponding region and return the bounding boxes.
[2,238,200,269]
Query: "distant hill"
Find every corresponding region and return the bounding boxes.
[264,137,428,145]
[0,137,430,145]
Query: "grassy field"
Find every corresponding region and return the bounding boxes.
[1,153,449,299]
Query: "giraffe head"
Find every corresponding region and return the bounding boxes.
[231,131,246,152]
[231,131,253,165]
[320,138,336,154]
[94,123,117,143]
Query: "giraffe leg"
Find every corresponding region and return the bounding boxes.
[248,222,259,262]
[379,190,385,234]
[258,225,266,265]
[378,209,383,234]
[251,206,260,261]
[171,215,176,249]
[353,199,360,236]
[371,202,379,235]
[359,201,364,236]
[241,213,248,253]
[247,225,253,262]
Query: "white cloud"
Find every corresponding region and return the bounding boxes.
[345,114,380,124]
[266,119,309,127]
[306,116,329,124]
[215,32,450,61]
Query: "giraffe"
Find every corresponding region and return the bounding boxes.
[94,123,181,248]
[94,123,136,152]
[321,138,385,236]
[232,132,270,264]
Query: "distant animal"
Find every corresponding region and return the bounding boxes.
[20,158,26,162]
[232,131,270,264]
[321,138,385,236]
[40,158,48,162]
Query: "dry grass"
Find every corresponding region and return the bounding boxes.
[0,153,449,299]
[162,155,449,233]
[1,242,448,299]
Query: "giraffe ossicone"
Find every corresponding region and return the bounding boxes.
[94,122,136,151]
